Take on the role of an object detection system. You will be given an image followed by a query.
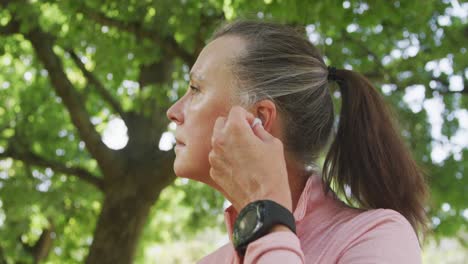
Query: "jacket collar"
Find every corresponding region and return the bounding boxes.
[224,174,328,241]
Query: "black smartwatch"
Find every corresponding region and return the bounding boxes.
[232,200,296,256]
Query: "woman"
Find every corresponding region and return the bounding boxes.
[166,20,428,263]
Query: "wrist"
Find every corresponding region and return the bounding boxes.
[244,194,292,212]
[233,200,296,256]
[263,197,292,212]
[269,224,293,234]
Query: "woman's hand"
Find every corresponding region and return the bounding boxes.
[209,106,292,212]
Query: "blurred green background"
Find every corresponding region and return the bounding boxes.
[0,0,466,263]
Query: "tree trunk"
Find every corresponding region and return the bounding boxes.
[85,187,158,264]
[0,246,6,264]
[85,149,175,264]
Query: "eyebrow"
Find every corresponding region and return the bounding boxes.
[190,72,205,82]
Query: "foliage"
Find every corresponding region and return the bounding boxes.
[0,0,466,263]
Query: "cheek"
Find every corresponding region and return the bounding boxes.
[189,117,215,162]
[173,134,212,181]
[174,93,231,178]
[174,118,215,178]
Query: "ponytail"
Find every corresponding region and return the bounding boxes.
[323,69,428,236]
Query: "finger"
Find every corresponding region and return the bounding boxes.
[209,167,217,180]
[244,110,256,126]
[212,116,227,146]
[208,150,218,166]
[208,150,227,170]
[209,167,225,182]
[251,117,262,129]
[252,120,275,141]
[228,106,256,132]
[208,153,229,180]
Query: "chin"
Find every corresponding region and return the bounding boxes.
[173,160,226,200]
[173,157,212,185]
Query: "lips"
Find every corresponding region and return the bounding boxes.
[175,137,185,146]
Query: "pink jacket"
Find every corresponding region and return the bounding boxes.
[198,175,421,263]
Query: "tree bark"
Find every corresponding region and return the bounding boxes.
[85,186,157,264]
[85,150,175,264]
[0,246,6,264]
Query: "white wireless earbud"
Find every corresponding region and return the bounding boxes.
[251,117,263,128]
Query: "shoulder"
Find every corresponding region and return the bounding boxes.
[344,208,420,245]
[345,208,416,233]
[337,209,422,263]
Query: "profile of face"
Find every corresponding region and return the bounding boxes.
[166,36,248,186]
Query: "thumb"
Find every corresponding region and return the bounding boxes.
[251,120,274,141]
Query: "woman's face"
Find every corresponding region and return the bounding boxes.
[166,36,247,185]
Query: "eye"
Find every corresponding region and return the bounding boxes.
[189,85,200,94]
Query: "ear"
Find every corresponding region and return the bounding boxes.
[249,100,278,133]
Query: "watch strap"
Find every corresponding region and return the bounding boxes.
[263,200,296,234]
[233,200,296,256]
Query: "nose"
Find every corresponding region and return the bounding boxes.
[166,99,184,125]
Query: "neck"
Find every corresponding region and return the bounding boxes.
[285,156,310,212]
[212,156,311,214]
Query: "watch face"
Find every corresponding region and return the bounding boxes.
[239,208,259,236]
[233,203,264,246]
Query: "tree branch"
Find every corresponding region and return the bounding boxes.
[68,49,126,119]
[0,0,12,8]
[78,5,196,66]
[141,149,175,197]
[0,245,6,264]
[0,19,20,36]
[341,30,467,96]
[0,0,20,35]
[341,30,391,80]
[403,75,467,95]
[21,24,118,175]
[0,148,104,191]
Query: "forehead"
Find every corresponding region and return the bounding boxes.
[190,36,247,83]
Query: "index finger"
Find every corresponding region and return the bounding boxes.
[228,106,257,130]
[212,116,227,145]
